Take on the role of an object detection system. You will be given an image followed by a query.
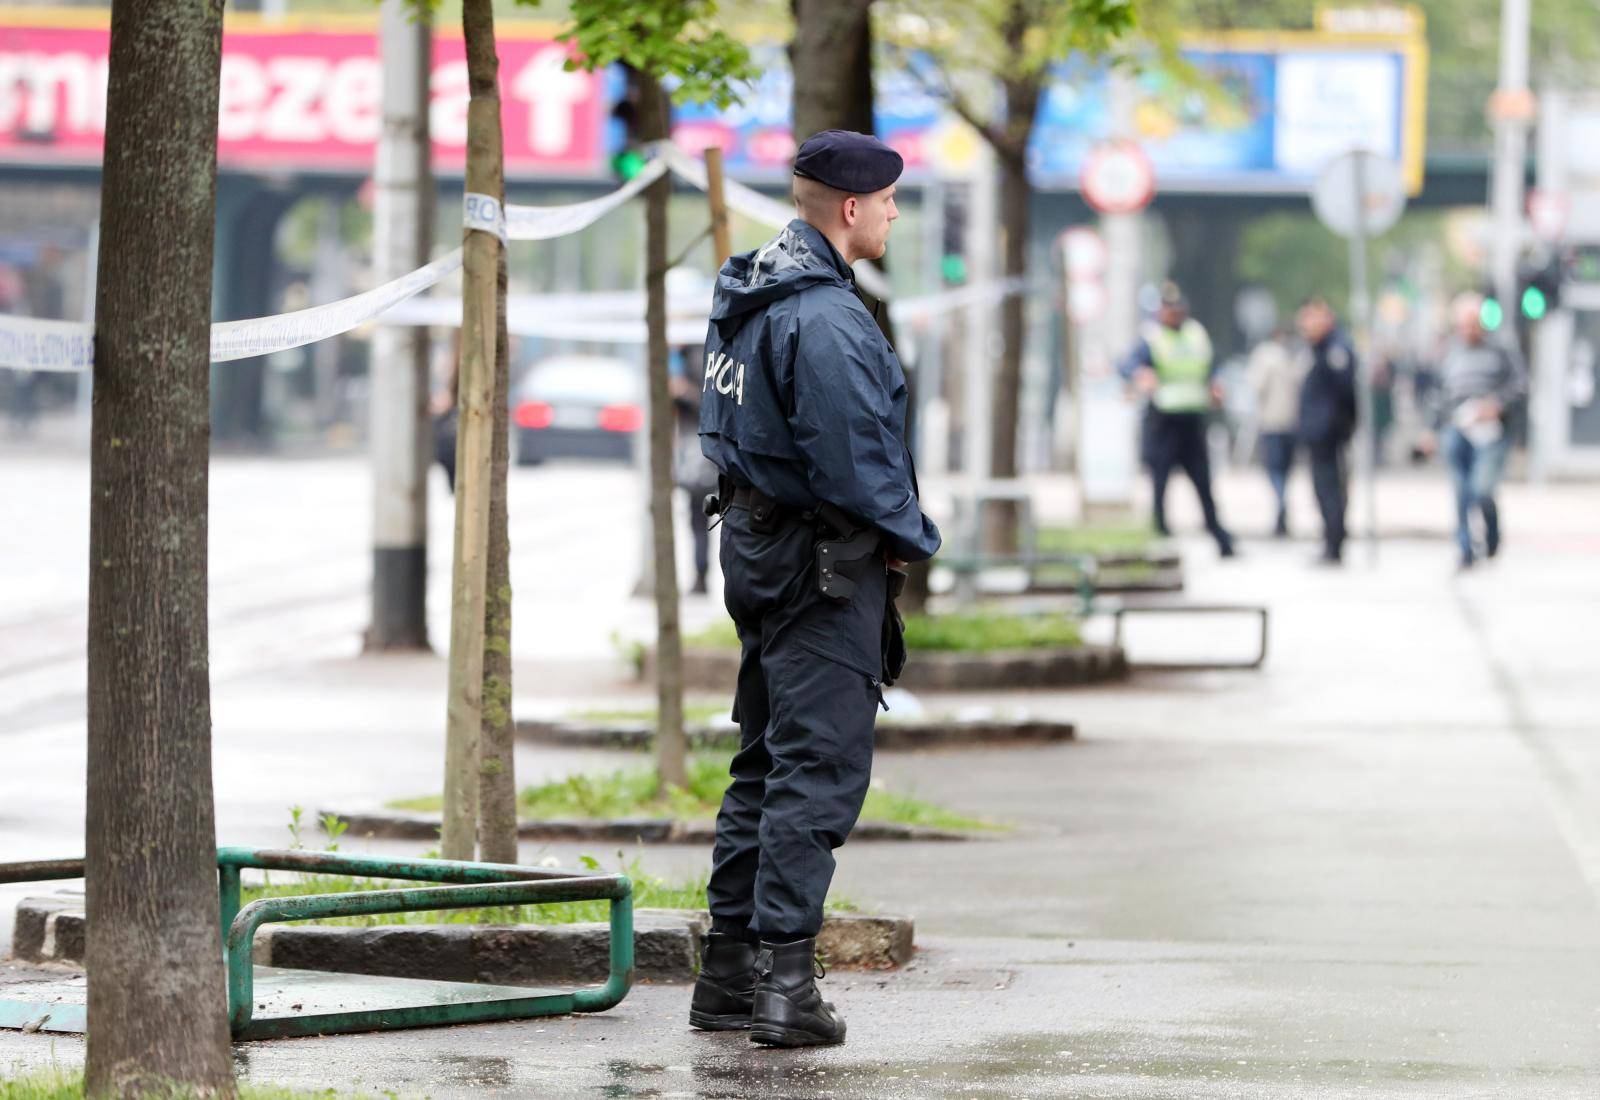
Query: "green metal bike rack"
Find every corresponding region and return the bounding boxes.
[0,847,634,1040]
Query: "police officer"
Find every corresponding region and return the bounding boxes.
[1295,295,1358,565]
[689,130,940,1048]
[1119,282,1236,556]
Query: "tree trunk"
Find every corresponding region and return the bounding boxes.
[790,0,872,148]
[991,144,1030,484]
[637,68,688,791]
[84,0,235,1094]
[477,238,518,864]
[790,0,933,607]
[441,0,504,859]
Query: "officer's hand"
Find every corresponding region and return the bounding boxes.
[1210,381,1226,407]
[887,556,907,570]
[1476,397,1503,423]
[1416,430,1437,457]
[1134,367,1159,395]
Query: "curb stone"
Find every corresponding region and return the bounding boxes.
[322,808,980,844]
[13,896,912,982]
[515,716,1077,752]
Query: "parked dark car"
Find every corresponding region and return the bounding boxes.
[512,355,643,465]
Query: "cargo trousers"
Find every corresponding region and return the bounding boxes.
[706,502,888,943]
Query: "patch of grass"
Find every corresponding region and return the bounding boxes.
[1035,521,1160,558]
[686,611,1081,653]
[574,699,732,726]
[0,1069,383,1100]
[902,610,1081,651]
[684,619,741,649]
[389,755,1000,833]
[239,855,859,928]
[240,856,713,928]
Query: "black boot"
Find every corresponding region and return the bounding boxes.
[689,932,758,1031]
[748,938,845,1048]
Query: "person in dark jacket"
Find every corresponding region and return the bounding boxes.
[1295,296,1359,564]
[689,130,940,1049]
[1118,282,1235,556]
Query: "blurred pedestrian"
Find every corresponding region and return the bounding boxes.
[1295,296,1358,565]
[670,344,718,594]
[1119,281,1235,556]
[1247,328,1303,537]
[1419,292,1526,570]
[431,331,461,493]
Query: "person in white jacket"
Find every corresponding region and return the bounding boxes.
[1248,329,1305,537]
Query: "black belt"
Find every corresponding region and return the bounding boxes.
[727,482,793,531]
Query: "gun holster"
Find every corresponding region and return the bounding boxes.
[814,503,879,604]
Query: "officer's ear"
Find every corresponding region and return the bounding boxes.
[840,194,859,227]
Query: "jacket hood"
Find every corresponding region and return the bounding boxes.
[709,219,853,333]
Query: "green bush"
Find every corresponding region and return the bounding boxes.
[389,755,998,833]
[686,611,1081,653]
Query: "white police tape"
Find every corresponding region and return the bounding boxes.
[209,248,465,363]
[0,162,671,373]
[462,192,508,243]
[0,149,953,373]
[0,316,95,373]
[505,157,669,240]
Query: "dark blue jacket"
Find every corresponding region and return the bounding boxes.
[699,219,940,563]
[1298,331,1359,447]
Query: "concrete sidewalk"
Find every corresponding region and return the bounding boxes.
[2,472,1599,1096]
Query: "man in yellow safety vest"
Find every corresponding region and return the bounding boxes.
[1118,282,1236,556]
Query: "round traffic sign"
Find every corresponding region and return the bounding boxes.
[1312,150,1406,238]
[1080,140,1155,215]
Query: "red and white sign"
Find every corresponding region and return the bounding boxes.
[1528,188,1570,243]
[1080,139,1155,215]
[0,16,606,175]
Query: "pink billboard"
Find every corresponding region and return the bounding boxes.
[0,14,607,175]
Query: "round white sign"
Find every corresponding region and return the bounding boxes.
[1061,227,1108,280]
[1081,140,1155,215]
[1312,150,1406,238]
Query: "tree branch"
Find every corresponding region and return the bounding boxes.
[891,43,1010,151]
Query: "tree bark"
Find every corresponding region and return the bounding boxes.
[991,141,1032,484]
[84,0,235,1094]
[441,0,504,859]
[790,0,934,607]
[790,0,873,146]
[637,68,688,791]
[477,236,517,864]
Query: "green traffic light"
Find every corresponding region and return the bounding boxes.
[611,149,646,181]
[940,254,967,284]
[1479,297,1504,331]
[1521,284,1548,320]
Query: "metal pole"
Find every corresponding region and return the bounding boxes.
[962,143,997,494]
[1489,0,1532,353]
[367,0,434,650]
[1349,154,1377,564]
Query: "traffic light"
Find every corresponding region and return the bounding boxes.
[608,64,645,182]
[940,186,968,285]
[1479,294,1504,332]
[1517,255,1563,320]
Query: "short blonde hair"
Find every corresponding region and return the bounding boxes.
[793,173,850,221]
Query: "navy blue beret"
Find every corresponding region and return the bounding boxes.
[793,130,903,194]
